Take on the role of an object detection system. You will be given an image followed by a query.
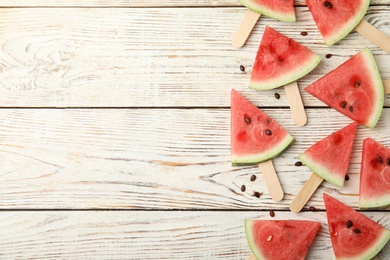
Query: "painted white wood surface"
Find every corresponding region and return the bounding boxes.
[0,1,389,259]
[0,7,388,107]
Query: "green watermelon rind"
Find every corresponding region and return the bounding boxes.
[298,153,344,187]
[249,53,322,91]
[321,0,370,46]
[360,193,390,209]
[238,0,296,22]
[245,220,267,260]
[359,48,385,128]
[232,134,294,166]
[336,229,390,260]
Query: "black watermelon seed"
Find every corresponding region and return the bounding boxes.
[345,174,350,181]
[346,220,353,228]
[269,210,275,217]
[301,31,308,36]
[245,116,251,125]
[241,185,246,192]
[240,65,245,72]
[353,229,361,234]
[323,1,333,8]
[274,93,280,99]
[355,81,361,87]
[309,206,317,212]
[295,161,303,166]
[341,101,347,108]
[349,106,354,113]
[250,175,256,182]
[254,191,262,198]
[278,57,284,62]
[265,129,272,135]
[325,54,333,59]
[387,158,390,165]
[378,156,383,163]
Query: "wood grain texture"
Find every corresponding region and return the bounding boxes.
[0,108,389,210]
[0,7,389,107]
[0,211,389,259]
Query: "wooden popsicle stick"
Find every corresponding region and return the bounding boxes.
[284,81,308,127]
[258,160,284,201]
[246,254,257,260]
[290,173,323,213]
[354,19,390,53]
[384,79,390,94]
[232,9,261,48]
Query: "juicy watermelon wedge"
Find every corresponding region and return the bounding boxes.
[359,138,390,209]
[245,219,321,260]
[324,193,390,260]
[238,0,296,22]
[299,122,357,187]
[231,89,294,166]
[250,26,321,90]
[306,0,370,46]
[305,48,384,128]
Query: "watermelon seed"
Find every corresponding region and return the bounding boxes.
[354,81,361,87]
[323,1,333,9]
[345,174,350,181]
[341,101,347,108]
[266,235,273,241]
[300,31,308,36]
[386,158,390,165]
[254,191,262,198]
[353,229,361,234]
[240,65,245,72]
[325,54,332,59]
[349,106,354,113]
[274,93,280,99]
[277,57,284,62]
[346,220,353,228]
[269,210,275,217]
[265,129,272,135]
[240,185,246,192]
[250,175,257,181]
[244,115,251,125]
[309,206,317,212]
[377,156,383,163]
[295,161,303,166]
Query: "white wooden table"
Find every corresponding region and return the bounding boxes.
[0,1,389,259]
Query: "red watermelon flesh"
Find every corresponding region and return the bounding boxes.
[305,48,384,128]
[299,122,357,187]
[245,219,321,260]
[250,26,321,90]
[359,138,390,209]
[306,0,370,46]
[324,193,390,260]
[231,89,294,166]
[238,0,295,22]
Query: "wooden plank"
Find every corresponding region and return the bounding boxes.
[0,0,388,7]
[0,210,389,259]
[0,108,389,210]
[0,7,388,107]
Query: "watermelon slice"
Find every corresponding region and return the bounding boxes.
[231,89,294,166]
[238,0,295,22]
[299,122,357,187]
[359,138,390,209]
[306,0,370,46]
[245,219,321,260]
[305,48,384,128]
[250,26,321,90]
[324,193,390,260]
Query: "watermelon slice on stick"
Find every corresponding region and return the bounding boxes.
[305,48,385,128]
[324,193,390,259]
[250,26,321,127]
[231,89,294,201]
[359,138,390,209]
[232,0,295,48]
[290,122,357,213]
[245,219,321,260]
[306,0,390,52]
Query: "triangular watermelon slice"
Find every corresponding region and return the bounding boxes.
[231,89,294,166]
[238,0,296,22]
[245,219,321,260]
[299,122,357,187]
[250,26,321,90]
[306,0,370,46]
[359,138,390,209]
[324,193,390,260]
[305,48,384,128]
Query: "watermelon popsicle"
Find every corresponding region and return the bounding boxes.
[249,26,321,127]
[232,0,295,48]
[306,0,390,52]
[231,89,295,201]
[290,122,357,213]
